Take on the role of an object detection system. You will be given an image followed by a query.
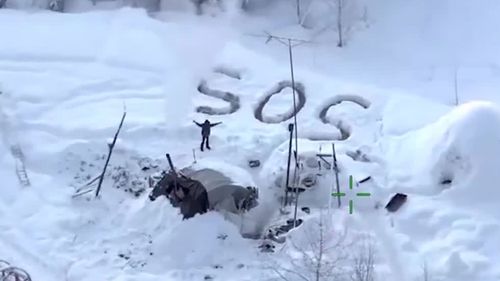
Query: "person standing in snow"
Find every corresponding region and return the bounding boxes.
[193,119,222,151]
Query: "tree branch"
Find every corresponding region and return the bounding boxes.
[271,265,311,281]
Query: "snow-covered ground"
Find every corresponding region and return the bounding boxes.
[1,2,500,281]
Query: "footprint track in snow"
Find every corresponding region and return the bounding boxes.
[253,80,306,123]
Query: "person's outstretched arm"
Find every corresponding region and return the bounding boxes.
[193,120,202,127]
[210,122,222,127]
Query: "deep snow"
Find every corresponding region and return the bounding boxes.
[1,2,500,281]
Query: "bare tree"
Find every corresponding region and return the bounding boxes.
[329,0,364,47]
[270,213,351,281]
[350,235,376,281]
[301,0,365,47]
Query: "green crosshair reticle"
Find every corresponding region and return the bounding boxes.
[331,175,371,214]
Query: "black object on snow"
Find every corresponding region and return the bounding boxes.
[266,232,286,244]
[264,218,304,245]
[248,160,260,168]
[301,174,317,187]
[440,178,452,185]
[301,207,310,214]
[287,186,306,193]
[259,241,276,252]
[359,176,372,184]
[273,218,303,235]
[385,193,408,212]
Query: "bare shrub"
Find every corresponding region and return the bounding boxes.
[269,213,351,281]
[350,235,376,281]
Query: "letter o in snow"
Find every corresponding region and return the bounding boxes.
[254,81,307,123]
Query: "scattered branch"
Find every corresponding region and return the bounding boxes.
[72,188,94,198]
[75,174,101,193]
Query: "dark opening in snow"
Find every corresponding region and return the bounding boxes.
[439,173,454,186]
[440,178,453,185]
[385,193,408,212]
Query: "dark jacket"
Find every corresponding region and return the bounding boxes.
[194,120,221,137]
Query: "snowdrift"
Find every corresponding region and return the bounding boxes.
[383,101,500,280]
[385,101,500,205]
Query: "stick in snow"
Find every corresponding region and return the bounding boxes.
[75,174,101,193]
[284,123,294,207]
[359,176,371,184]
[72,189,94,198]
[95,109,127,198]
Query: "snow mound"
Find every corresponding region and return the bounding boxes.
[383,101,500,280]
[431,101,500,211]
[385,101,500,198]
[152,211,253,269]
[189,159,255,187]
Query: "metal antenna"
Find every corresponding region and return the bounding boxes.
[249,32,312,208]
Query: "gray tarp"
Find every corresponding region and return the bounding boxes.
[180,168,258,214]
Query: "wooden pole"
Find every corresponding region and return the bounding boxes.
[332,142,341,207]
[95,110,126,198]
[292,150,300,227]
[288,39,299,168]
[284,123,294,206]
